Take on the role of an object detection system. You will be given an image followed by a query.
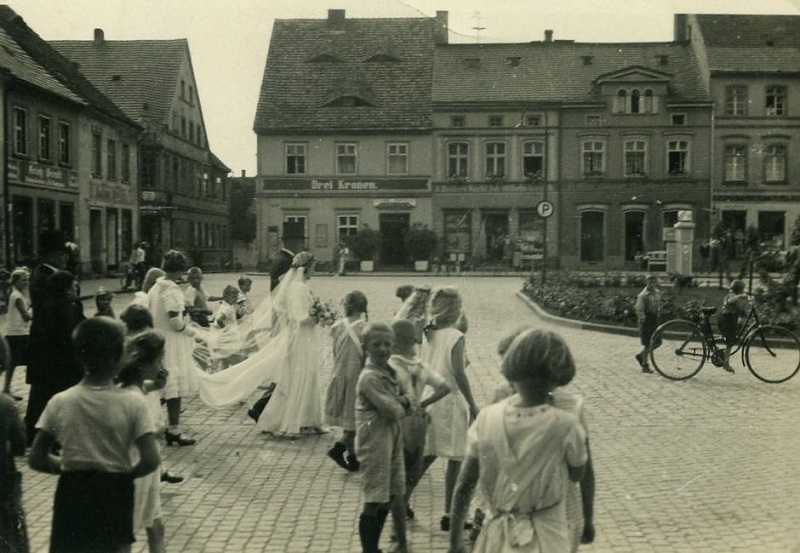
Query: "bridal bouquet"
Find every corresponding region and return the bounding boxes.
[310,296,339,327]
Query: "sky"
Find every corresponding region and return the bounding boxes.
[7,0,800,176]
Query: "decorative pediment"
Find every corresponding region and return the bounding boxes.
[594,65,672,84]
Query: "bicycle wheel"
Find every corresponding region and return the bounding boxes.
[649,320,707,380]
[744,325,800,383]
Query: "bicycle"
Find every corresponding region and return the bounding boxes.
[649,302,800,383]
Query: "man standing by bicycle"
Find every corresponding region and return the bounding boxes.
[635,274,661,373]
[123,241,147,290]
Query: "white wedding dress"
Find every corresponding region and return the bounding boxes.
[195,267,324,436]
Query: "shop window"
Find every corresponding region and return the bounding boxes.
[580,210,605,262]
[443,210,471,256]
[91,132,102,177]
[283,215,307,245]
[447,142,469,179]
[387,143,408,175]
[582,140,605,176]
[12,196,34,262]
[764,145,787,183]
[758,211,786,249]
[107,139,117,180]
[336,143,357,175]
[13,107,28,156]
[337,215,359,241]
[724,144,746,183]
[286,143,306,175]
[58,121,71,165]
[523,141,544,179]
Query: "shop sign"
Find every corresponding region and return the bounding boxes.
[373,199,417,209]
[8,159,78,189]
[262,177,428,192]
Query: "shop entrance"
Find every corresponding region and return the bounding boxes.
[484,212,509,262]
[580,211,605,263]
[624,211,646,262]
[379,213,410,266]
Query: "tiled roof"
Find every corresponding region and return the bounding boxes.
[692,15,800,72]
[254,16,436,133]
[0,28,84,104]
[433,42,710,104]
[0,6,137,127]
[50,38,187,126]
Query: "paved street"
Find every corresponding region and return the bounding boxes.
[6,273,800,552]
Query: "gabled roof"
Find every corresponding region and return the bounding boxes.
[433,41,709,105]
[691,14,800,73]
[0,5,137,127]
[254,15,437,133]
[49,38,187,126]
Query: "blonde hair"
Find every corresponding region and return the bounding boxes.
[10,268,29,285]
[502,329,575,387]
[141,268,165,293]
[394,285,431,321]
[426,286,462,329]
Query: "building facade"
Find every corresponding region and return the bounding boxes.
[1,7,141,273]
[253,9,446,267]
[679,14,800,261]
[52,32,231,269]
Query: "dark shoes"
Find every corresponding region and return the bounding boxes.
[160,471,184,484]
[345,453,360,472]
[723,365,735,374]
[440,515,472,532]
[327,442,350,471]
[581,523,596,544]
[405,505,415,520]
[165,431,196,446]
[635,353,653,373]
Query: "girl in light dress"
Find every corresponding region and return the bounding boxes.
[131,268,166,309]
[418,286,480,532]
[117,331,169,553]
[147,250,198,447]
[448,329,588,553]
[3,268,32,400]
[324,291,368,471]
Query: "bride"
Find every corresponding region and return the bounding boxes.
[195,251,325,437]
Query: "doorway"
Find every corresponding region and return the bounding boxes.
[624,211,646,262]
[90,209,103,274]
[379,213,410,266]
[106,209,119,270]
[483,212,509,262]
[580,211,605,263]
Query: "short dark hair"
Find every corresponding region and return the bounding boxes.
[72,318,126,375]
[501,329,575,387]
[344,290,368,316]
[161,249,188,273]
[395,285,414,301]
[117,330,165,387]
[238,276,252,287]
[120,304,154,333]
[361,322,394,346]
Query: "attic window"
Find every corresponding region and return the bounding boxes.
[581,56,593,66]
[111,75,122,81]
[657,55,669,65]
[465,58,480,69]
[321,78,377,108]
[507,57,521,67]
[766,39,775,47]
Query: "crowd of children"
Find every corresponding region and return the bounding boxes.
[0,269,604,553]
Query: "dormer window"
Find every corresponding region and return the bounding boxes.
[615,88,657,114]
[306,51,342,63]
[507,57,521,67]
[581,55,593,66]
[321,78,377,107]
[465,58,480,69]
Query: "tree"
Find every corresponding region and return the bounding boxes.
[229,179,256,243]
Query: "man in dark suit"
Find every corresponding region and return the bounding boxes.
[269,239,299,291]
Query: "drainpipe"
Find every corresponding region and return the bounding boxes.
[1,71,12,269]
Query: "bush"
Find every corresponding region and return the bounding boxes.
[345,229,382,261]
[404,224,439,261]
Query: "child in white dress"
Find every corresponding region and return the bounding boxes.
[449,329,588,553]
[419,286,480,532]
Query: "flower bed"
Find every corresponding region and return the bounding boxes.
[522,270,799,330]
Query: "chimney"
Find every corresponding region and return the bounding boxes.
[93,28,105,46]
[544,29,553,42]
[674,14,688,41]
[435,11,449,45]
[328,9,345,30]
[241,170,246,178]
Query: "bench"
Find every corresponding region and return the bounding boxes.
[646,250,667,272]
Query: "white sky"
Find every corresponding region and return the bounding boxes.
[8,0,800,176]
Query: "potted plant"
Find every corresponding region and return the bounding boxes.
[404,224,439,271]
[346,228,382,272]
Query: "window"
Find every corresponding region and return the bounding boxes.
[283,215,307,243]
[725,86,747,116]
[12,107,27,155]
[196,124,202,146]
[58,122,71,165]
[671,113,686,125]
[758,211,786,249]
[188,85,193,104]
[336,143,357,175]
[724,145,746,182]
[189,123,194,143]
[107,139,117,180]
[582,140,605,176]
[667,139,689,175]
[443,210,471,254]
[525,115,541,127]
[337,215,359,241]
[451,116,465,127]
[91,133,102,177]
[485,142,506,177]
[630,89,641,113]
[765,145,787,183]
[181,117,187,138]
[766,86,786,116]
[121,144,131,182]
[180,79,186,99]
[615,90,627,113]
[643,90,654,112]
[488,115,503,127]
[38,116,51,161]
[624,140,647,177]
[522,141,544,178]
[387,143,408,175]
[286,143,306,174]
[141,151,155,188]
[585,115,601,127]
[615,88,656,114]
[447,142,469,179]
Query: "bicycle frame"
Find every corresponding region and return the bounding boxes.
[699,306,761,367]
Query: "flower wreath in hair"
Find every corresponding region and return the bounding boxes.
[292,251,315,269]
